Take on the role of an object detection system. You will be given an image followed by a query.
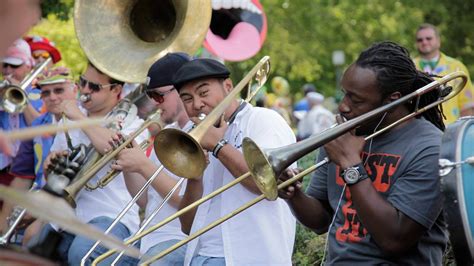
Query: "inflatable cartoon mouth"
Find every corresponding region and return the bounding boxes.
[204,0,267,61]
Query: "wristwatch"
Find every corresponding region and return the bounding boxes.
[341,163,368,185]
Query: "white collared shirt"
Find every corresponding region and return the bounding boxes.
[50,112,149,233]
[140,120,193,253]
[185,105,297,266]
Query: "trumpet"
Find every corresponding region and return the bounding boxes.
[96,71,467,265]
[0,185,39,246]
[0,57,52,113]
[63,110,160,207]
[85,139,152,190]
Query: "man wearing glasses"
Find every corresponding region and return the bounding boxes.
[110,52,192,265]
[40,61,147,265]
[413,23,474,123]
[0,67,77,244]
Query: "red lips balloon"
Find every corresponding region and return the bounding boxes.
[204,0,267,62]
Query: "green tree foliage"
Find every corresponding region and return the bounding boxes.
[36,0,473,99]
[41,0,74,21]
[28,15,87,78]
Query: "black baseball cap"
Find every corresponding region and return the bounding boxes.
[146,52,191,90]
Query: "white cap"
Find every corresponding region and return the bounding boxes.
[307,91,324,103]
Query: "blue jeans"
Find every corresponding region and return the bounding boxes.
[29,216,138,266]
[190,255,226,266]
[139,239,186,266]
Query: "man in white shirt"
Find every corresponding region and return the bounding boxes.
[111,52,193,265]
[39,61,147,265]
[174,58,296,266]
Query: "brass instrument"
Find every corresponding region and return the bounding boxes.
[3,117,109,141]
[0,57,52,113]
[154,55,271,179]
[74,0,212,84]
[0,185,38,246]
[92,56,271,265]
[95,71,467,265]
[85,140,152,190]
[65,0,213,205]
[63,110,161,207]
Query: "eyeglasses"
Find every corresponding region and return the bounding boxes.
[40,88,65,98]
[146,87,175,104]
[33,51,51,60]
[416,37,433,43]
[79,76,116,92]
[2,63,22,69]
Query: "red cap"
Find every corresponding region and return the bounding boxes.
[24,36,62,63]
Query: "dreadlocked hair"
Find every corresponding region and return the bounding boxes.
[355,41,445,131]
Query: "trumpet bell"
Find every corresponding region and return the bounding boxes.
[154,128,207,180]
[74,0,212,83]
[1,85,27,113]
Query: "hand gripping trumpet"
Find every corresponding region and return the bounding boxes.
[63,110,161,207]
[92,55,270,265]
[98,71,466,265]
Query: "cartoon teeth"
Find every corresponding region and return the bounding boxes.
[212,0,262,14]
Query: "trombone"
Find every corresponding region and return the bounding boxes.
[153,55,270,179]
[0,57,52,113]
[92,56,271,265]
[95,57,269,266]
[97,71,467,265]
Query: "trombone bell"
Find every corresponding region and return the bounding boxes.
[242,139,279,200]
[154,128,207,180]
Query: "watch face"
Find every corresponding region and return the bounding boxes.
[344,168,360,184]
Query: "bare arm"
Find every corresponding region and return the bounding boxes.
[214,144,260,194]
[122,172,148,209]
[278,170,333,234]
[112,146,183,208]
[194,116,260,194]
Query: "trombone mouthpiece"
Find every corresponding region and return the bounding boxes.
[80,94,91,102]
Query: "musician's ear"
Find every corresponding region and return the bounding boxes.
[383,91,401,104]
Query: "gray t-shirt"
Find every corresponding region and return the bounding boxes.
[307,118,448,265]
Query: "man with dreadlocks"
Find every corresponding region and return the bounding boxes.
[279,41,447,264]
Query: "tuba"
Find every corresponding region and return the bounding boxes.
[57,0,212,206]
[74,0,212,83]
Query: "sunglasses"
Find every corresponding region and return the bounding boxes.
[416,37,433,43]
[2,63,22,69]
[33,51,51,60]
[79,76,116,92]
[40,87,65,98]
[146,87,175,104]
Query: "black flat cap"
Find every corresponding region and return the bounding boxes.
[173,58,230,90]
[146,52,191,90]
